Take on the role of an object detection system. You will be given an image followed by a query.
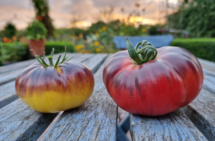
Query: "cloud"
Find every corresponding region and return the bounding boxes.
[0,0,33,9]
[0,0,176,29]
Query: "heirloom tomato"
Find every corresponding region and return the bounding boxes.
[103,38,203,116]
[15,48,94,113]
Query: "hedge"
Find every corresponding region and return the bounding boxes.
[170,38,215,62]
[0,41,76,65]
[45,41,75,55]
[0,42,28,64]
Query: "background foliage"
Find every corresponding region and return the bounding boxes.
[168,0,215,37]
[45,41,75,55]
[1,23,17,38]
[171,38,215,62]
[0,42,75,65]
[25,21,47,40]
[1,0,215,65]
[32,0,54,37]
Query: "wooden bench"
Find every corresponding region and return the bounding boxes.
[0,53,215,141]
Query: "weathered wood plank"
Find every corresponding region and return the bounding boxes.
[199,58,215,82]
[198,58,215,72]
[203,68,215,76]
[196,58,215,94]
[0,54,96,109]
[203,74,215,94]
[0,54,107,141]
[39,55,118,141]
[0,99,58,141]
[181,88,215,141]
[130,110,207,141]
[0,81,17,109]
[0,53,93,85]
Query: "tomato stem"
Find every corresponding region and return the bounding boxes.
[125,38,157,65]
[48,48,54,66]
[60,46,67,64]
[54,55,61,68]
[31,49,48,67]
[31,47,75,68]
[39,57,49,67]
[48,56,54,66]
[42,51,45,60]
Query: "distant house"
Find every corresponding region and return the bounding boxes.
[113,35,174,49]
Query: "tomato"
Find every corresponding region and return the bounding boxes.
[103,38,203,116]
[15,49,94,113]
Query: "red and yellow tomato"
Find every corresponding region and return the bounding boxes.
[103,38,203,116]
[15,49,94,113]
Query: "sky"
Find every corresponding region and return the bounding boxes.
[0,0,180,30]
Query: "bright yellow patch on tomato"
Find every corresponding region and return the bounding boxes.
[20,85,93,113]
[56,67,62,74]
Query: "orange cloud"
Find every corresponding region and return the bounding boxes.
[0,0,179,30]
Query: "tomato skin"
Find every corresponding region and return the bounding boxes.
[103,47,203,116]
[15,61,94,113]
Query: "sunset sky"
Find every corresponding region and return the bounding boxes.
[0,0,179,30]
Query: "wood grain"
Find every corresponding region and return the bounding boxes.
[0,54,107,141]
[203,73,215,94]
[0,99,57,141]
[130,110,207,141]
[181,88,215,141]
[39,55,118,141]
[197,58,215,93]
[198,58,215,72]
[0,53,94,85]
[0,81,17,109]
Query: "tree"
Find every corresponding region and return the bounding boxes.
[32,0,54,37]
[168,0,215,37]
[2,22,17,38]
[98,6,115,23]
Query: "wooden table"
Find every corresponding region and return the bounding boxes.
[0,53,215,141]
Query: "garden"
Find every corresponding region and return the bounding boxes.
[1,20,215,66]
[1,0,215,66]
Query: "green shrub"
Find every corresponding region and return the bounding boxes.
[170,38,215,62]
[1,23,17,38]
[0,56,3,66]
[0,42,28,63]
[0,41,75,66]
[25,21,47,40]
[45,41,75,55]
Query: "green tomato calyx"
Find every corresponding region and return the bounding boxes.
[125,38,157,65]
[31,47,75,68]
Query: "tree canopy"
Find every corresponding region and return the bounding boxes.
[168,0,215,37]
[32,0,54,37]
